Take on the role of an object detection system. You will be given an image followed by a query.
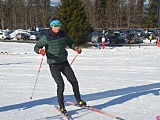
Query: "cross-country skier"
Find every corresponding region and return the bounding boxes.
[34,17,86,115]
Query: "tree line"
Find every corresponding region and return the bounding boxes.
[0,0,51,30]
[81,0,158,29]
[0,0,158,30]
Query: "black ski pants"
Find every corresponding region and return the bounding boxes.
[49,60,81,109]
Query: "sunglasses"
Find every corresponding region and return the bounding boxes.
[53,24,61,27]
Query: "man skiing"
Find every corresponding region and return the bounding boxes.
[34,17,86,115]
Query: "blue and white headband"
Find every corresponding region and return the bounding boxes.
[50,20,61,28]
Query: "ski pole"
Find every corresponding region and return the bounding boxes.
[30,56,44,100]
[70,53,78,65]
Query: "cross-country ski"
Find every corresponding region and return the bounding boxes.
[54,105,72,120]
[65,101,124,120]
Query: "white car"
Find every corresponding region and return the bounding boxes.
[0,32,6,40]
[29,34,37,40]
[29,31,39,40]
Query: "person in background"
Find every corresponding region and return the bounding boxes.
[101,36,106,49]
[96,35,101,49]
[34,17,86,115]
[149,34,152,44]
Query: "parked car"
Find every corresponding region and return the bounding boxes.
[107,35,125,44]
[143,32,157,43]
[148,29,158,36]
[35,32,44,41]
[16,32,30,40]
[144,32,156,39]
[35,29,49,41]
[126,33,142,44]
[4,34,11,40]
[136,29,145,37]
[29,31,39,40]
[0,32,6,40]
[91,33,99,43]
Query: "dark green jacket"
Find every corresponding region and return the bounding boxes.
[34,29,77,64]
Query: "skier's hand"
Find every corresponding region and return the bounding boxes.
[75,47,82,54]
[39,49,46,56]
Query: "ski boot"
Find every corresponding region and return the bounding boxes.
[60,107,68,116]
[78,100,87,107]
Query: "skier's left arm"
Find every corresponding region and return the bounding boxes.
[66,35,82,54]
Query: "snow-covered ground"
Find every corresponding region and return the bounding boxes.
[0,42,160,120]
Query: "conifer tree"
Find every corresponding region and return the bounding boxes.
[144,0,158,28]
[55,0,93,45]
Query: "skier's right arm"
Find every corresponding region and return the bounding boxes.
[34,35,47,55]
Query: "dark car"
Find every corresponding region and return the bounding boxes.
[148,29,158,36]
[107,35,125,44]
[144,32,157,39]
[136,29,145,37]
[126,33,142,44]
[35,29,48,41]
[36,32,44,41]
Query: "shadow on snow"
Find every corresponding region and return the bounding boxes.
[0,82,159,113]
[0,97,57,112]
[0,62,31,66]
